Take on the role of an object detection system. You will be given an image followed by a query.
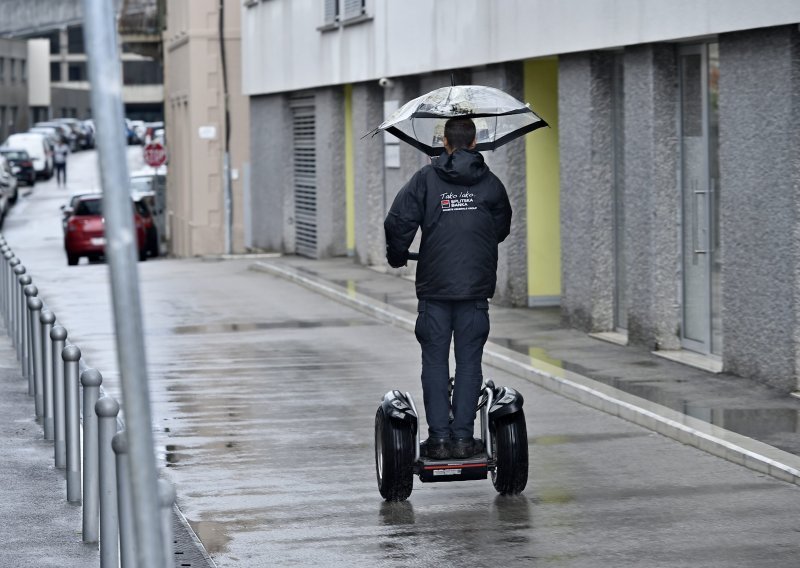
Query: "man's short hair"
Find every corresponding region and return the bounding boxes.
[444,117,476,150]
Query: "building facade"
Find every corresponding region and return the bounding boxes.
[0,37,30,142]
[163,0,250,256]
[0,0,164,121]
[242,0,800,391]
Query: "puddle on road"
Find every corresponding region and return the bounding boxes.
[172,318,379,335]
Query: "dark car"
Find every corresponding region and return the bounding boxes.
[0,148,36,188]
[63,194,147,265]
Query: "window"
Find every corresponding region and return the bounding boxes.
[320,0,369,30]
[342,0,365,20]
[20,60,26,83]
[50,61,62,82]
[68,62,87,81]
[123,60,163,85]
[10,59,16,82]
[67,25,85,54]
[0,58,4,83]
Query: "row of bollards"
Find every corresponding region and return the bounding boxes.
[0,236,175,568]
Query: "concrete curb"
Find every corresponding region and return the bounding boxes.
[251,260,800,487]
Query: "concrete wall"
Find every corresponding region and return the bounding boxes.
[164,0,249,257]
[559,52,616,331]
[249,94,292,252]
[0,38,30,141]
[351,81,385,265]
[314,87,347,258]
[473,63,528,307]
[242,0,800,96]
[623,44,680,351]
[719,25,800,391]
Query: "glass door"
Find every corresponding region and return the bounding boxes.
[679,44,722,355]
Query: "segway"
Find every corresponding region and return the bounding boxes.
[375,376,528,502]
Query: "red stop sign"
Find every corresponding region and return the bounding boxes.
[143,142,167,167]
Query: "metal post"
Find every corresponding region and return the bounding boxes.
[51,325,67,468]
[22,283,37,393]
[41,310,55,440]
[27,294,43,417]
[63,344,82,503]
[96,396,120,568]
[82,1,166,564]
[113,431,137,568]
[81,368,103,544]
[24,285,37,391]
[0,247,9,322]
[13,266,26,356]
[158,479,176,568]
[8,257,19,338]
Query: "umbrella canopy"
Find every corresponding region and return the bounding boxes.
[372,85,548,156]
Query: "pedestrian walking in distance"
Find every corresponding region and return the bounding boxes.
[53,138,70,186]
[384,117,512,460]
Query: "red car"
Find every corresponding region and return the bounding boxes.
[63,194,147,265]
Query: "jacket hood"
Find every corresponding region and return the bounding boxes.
[432,149,489,186]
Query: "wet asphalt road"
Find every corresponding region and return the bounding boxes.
[4,150,800,567]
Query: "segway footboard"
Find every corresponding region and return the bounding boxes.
[417,456,488,483]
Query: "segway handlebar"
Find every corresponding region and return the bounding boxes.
[407,252,419,261]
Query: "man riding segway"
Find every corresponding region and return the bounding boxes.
[384,117,512,460]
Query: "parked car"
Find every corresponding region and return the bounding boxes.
[3,133,53,179]
[0,148,35,189]
[27,126,61,150]
[53,118,93,150]
[35,122,77,150]
[63,194,147,265]
[0,155,16,214]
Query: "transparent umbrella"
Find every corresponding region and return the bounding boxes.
[370,85,548,156]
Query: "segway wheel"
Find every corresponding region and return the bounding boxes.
[491,410,528,495]
[375,407,414,501]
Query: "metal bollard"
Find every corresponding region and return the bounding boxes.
[12,266,26,356]
[19,274,31,370]
[8,258,19,339]
[23,284,38,393]
[17,274,31,380]
[81,368,103,544]
[27,294,43,418]
[158,478,176,568]
[113,431,137,568]
[51,325,68,468]
[96,396,120,568]
[0,247,9,321]
[41,310,56,440]
[63,344,82,503]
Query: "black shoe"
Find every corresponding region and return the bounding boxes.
[451,437,485,459]
[420,437,450,460]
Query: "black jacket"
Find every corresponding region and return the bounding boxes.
[384,149,512,300]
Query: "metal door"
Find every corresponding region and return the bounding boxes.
[679,44,722,355]
[291,94,317,258]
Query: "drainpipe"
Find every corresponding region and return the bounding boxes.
[219,0,233,255]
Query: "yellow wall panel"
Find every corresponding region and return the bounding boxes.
[524,59,561,305]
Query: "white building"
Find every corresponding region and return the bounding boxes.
[241,1,800,392]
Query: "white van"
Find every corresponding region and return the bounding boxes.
[3,133,53,179]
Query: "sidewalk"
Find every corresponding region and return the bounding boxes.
[0,326,99,568]
[251,255,800,485]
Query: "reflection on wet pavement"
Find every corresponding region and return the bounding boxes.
[172,318,379,334]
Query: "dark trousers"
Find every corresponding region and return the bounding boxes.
[415,299,490,439]
[55,163,66,185]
